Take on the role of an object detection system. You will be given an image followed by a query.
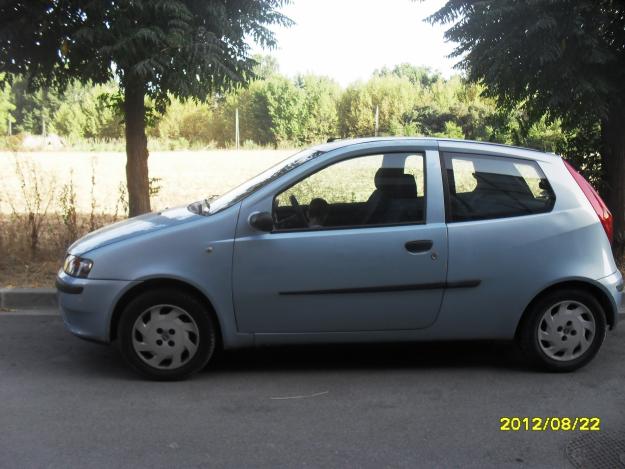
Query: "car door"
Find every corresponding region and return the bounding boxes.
[436,148,559,338]
[232,148,448,333]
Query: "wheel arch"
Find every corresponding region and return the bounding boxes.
[515,279,617,339]
[109,278,223,346]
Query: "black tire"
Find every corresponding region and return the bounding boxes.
[117,288,218,381]
[517,289,606,372]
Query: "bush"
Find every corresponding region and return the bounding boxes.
[156,98,213,145]
[52,82,123,140]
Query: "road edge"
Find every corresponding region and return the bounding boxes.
[0,288,57,310]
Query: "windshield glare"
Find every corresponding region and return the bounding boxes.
[205,148,325,214]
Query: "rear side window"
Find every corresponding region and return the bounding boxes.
[443,153,555,222]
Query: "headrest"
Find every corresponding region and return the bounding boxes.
[374,167,404,190]
[374,167,417,198]
[473,172,524,193]
[308,197,329,218]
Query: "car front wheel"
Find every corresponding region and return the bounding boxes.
[518,289,606,372]
[118,288,218,380]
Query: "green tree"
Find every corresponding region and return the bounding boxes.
[374,63,441,88]
[0,76,14,136]
[155,96,213,147]
[263,76,306,145]
[0,1,290,216]
[9,77,62,135]
[212,73,339,147]
[295,74,340,143]
[253,55,281,81]
[338,76,418,138]
[208,54,281,147]
[211,81,273,146]
[338,82,374,138]
[429,0,625,253]
[367,75,418,136]
[433,121,464,139]
[53,81,124,140]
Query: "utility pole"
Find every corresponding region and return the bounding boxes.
[235,108,240,150]
[8,117,11,136]
[374,105,379,137]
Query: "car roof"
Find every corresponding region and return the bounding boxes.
[313,137,560,162]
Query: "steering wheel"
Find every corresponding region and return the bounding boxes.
[289,195,309,226]
[271,198,281,225]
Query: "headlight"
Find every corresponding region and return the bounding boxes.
[63,254,93,278]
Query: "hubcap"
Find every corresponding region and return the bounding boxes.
[537,300,596,361]
[131,304,200,370]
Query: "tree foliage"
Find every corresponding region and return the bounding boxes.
[0,75,14,136]
[53,82,124,140]
[153,96,213,146]
[428,0,625,252]
[374,64,442,88]
[8,77,62,135]
[429,1,625,122]
[294,75,341,144]
[0,1,292,110]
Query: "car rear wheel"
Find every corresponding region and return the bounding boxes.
[118,288,217,380]
[518,289,606,372]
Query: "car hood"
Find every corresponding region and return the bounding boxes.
[68,205,200,255]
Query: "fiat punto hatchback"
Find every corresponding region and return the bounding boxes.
[57,138,623,380]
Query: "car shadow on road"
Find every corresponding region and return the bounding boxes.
[63,338,533,381]
[0,316,537,382]
[209,340,531,375]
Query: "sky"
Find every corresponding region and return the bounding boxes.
[250,0,459,87]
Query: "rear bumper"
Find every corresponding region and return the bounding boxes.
[596,270,624,329]
[56,271,138,343]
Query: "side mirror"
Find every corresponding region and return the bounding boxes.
[248,211,274,232]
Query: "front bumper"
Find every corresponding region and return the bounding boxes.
[56,271,138,343]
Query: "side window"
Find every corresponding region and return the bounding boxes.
[443,153,555,222]
[273,153,425,230]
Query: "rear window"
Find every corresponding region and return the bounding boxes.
[443,153,555,222]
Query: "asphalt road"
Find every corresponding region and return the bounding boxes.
[1,311,624,469]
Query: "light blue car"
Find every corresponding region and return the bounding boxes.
[57,138,623,380]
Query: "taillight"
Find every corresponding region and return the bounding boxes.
[564,160,613,244]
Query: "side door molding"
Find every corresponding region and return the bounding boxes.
[279,279,481,295]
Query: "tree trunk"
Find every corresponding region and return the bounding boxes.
[600,105,625,260]
[124,83,151,217]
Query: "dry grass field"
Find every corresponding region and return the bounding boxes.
[0,149,294,215]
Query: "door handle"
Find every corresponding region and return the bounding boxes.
[405,240,433,253]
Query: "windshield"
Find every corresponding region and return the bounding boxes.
[201,148,326,215]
